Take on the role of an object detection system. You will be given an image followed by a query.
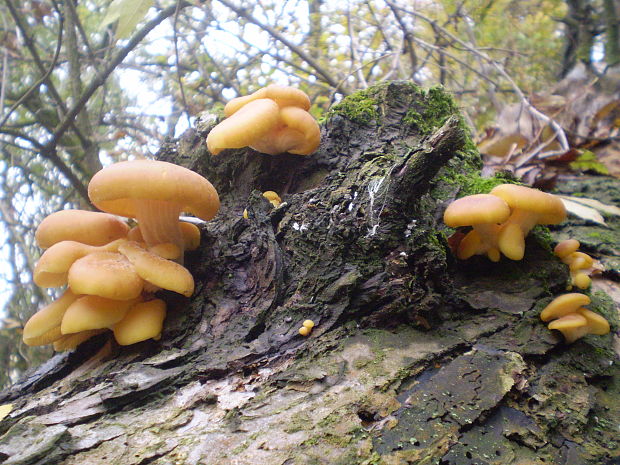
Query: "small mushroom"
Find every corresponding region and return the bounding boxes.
[224,84,310,116]
[68,251,144,300]
[35,209,129,249]
[490,184,566,260]
[547,307,610,343]
[112,299,167,345]
[117,241,194,297]
[61,295,138,334]
[34,239,124,288]
[207,85,320,156]
[88,160,219,258]
[443,194,511,261]
[22,289,79,346]
[554,239,593,290]
[540,293,591,321]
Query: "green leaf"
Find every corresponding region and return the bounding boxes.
[569,150,610,175]
[100,0,154,39]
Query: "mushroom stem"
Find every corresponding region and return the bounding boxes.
[133,199,184,260]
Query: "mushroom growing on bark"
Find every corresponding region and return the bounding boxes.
[35,209,129,248]
[207,85,320,156]
[554,239,593,289]
[88,160,219,261]
[443,194,511,262]
[490,184,566,260]
[540,293,610,343]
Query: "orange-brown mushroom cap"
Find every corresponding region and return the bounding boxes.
[88,160,219,221]
[443,194,511,261]
[224,84,311,116]
[540,293,591,321]
[68,251,144,300]
[207,99,281,155]
[443,194,511,227]
[250,106,320,156]
[23,289,80,346]
[61,295,138,334]
[118,241,194,297]
[113,299,167,345]
[490,184,567,224]
[35,209,129,249]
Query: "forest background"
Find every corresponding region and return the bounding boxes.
[0,0,619,389]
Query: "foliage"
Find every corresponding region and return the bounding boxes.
[0,0,618,387]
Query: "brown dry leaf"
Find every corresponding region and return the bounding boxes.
[559,197,609,226]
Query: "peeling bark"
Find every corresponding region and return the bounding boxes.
[0,82,618,465]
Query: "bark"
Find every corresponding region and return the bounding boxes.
[0,81,618,465]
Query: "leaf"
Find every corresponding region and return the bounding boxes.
[558,195,620,217]
[0,404,12,422]
[559,198,607,226]
[100,0,154,39]
[569,151,610,175]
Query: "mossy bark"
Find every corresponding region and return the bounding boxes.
[0,81,618,465]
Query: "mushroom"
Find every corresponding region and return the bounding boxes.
[22,289,79,346]
[540,293,591,322]
[117,241,194,297]
[443,194,511,262]
[262,191,282,208]
[224,84,310,116]
[207,99,281,155]
[112,299,167,345]
[34,239,125,288]
[61,295,139,334]
[547,307,610,343]
[490,184,566,260]
[554,239,593,290]
[207,85,320,156]
[35,209,129,249]
[68,251,144,300]
[88,160,219,259]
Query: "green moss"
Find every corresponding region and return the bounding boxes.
[324,89,380,125]
[437,170,517,198]
[402,86,458,135]
[570,150,610,175]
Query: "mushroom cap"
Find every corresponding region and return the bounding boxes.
[224,84,311,116]
[443,194,511,227]
[250,106,320,155]
[61,295,137,334]
[88,160,220,221]
[554,239,580,259]
[566,251,594,270]
[578,307,611,335]
[547,313,587,330]
[490,184,566,224]
[113,299,167,345]
[118,241,194,297]
[23,289,79,345]
[572,272,592,289]
[68,251,144,300]
[207,99,281,155]
[35,209,129,249]
[540,293,591,321]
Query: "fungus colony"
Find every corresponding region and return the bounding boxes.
[444,183,610,343]
[206,84,320,156]
[23,160,220,350]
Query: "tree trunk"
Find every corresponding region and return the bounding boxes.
[0,81,618,465]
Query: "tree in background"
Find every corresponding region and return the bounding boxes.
[0,0,617,387]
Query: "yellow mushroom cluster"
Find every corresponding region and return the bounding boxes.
[207,85,320,156]
[298,319,315,337]
[540,293,610,343]
[554,239,593,290]
[444,184,566,262]
[23,160,219,350]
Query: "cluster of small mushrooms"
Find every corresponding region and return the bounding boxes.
[23,160,220,350]
[23,84,321,351]
[444,183,611,343]
[206,84,320,156]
